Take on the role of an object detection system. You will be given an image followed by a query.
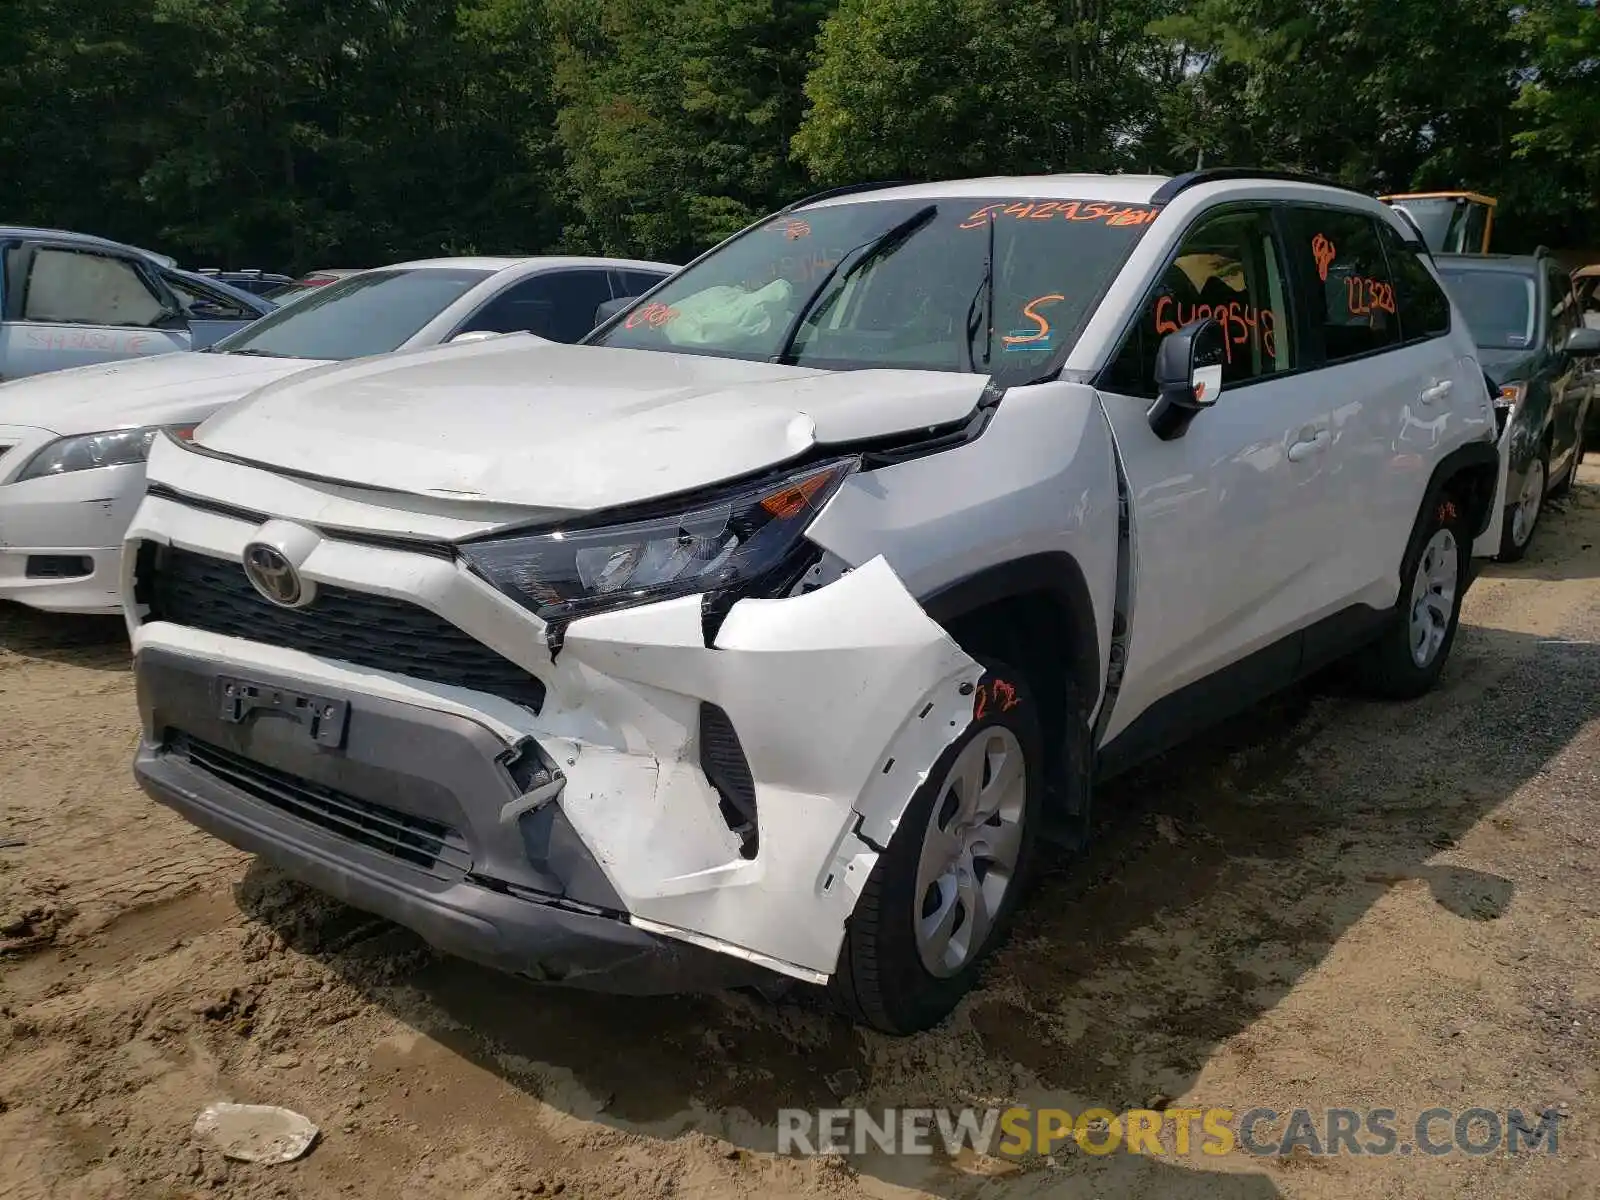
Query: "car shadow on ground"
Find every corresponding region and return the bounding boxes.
[0,601,127,671]
[233,612,1599,1199]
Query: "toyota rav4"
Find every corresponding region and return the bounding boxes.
[123,170,1502,1033]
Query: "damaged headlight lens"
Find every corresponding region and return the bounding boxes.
[15,424,196,482]
[458,457,860,621]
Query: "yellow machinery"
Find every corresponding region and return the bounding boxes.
[1380,191,1497,255]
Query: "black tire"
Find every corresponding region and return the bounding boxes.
[1497,444,1550,562]
[1350,495,1470,700]
[1549,426,1583,500]
[829,660,1044,1034]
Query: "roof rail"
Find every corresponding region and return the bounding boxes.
[782,179,920,212]
[1150,167,1345,206]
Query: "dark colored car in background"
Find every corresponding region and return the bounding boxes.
[195,268,295,296]
[1435,250,1600,560]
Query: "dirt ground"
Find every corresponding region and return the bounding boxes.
[3,464,1598,1200]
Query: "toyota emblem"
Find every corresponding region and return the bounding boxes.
[242,542,306,608]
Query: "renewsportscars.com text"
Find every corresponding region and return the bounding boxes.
[777,1105,1563,1159]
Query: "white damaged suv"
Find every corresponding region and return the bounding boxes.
[124,171,1501,1033]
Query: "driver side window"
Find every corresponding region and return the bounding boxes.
[1105,209,1296,398]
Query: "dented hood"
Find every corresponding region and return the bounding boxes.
[0,351,322,436]
[193,338,988,512]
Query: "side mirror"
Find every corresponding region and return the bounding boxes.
[155,306,190,331]
[448,330,504,345]
[1562,326,1600,356]
[594,296,638,328]
[1148,318,1226,440]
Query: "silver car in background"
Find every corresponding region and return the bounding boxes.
[0,226,272,380]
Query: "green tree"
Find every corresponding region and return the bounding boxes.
[140,0,561,269]
[1513,0,1600,245]
[549,0,833,261]
[1150,0,1521,194]
[793,0,1177,185]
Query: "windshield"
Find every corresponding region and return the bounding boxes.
[587,196,1158,375]
[1437,267,1536,351]
[1390,199,1466,254]
[211,268,491,360]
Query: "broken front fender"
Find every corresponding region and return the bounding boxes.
[553,556,982,979]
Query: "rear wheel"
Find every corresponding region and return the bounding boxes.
[1351,497,1468,700]
[1498,446,1549,562]
[830,661,1043,1034]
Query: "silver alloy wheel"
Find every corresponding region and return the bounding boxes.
[913,726,1028,978]
[1511,458,1545,548]
[1409,528,1459,668]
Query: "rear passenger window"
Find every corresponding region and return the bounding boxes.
[1379,225,1451,341]
[1287,209,1401,361]
[1104,208,1296,397]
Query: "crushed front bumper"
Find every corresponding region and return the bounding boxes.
[124,481,983,990]
[134,647,765,992]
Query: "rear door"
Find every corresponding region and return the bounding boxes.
[0,242,187,380]
[1279,206,1475,621]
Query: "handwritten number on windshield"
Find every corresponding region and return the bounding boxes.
[960,201,1158,230]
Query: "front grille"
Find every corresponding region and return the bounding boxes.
[140,545,545,711]
[176,735,472,877]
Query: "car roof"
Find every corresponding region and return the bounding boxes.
[791,172,1409,229]
[799,174,1174,210]
[378,255,679,274]
[0,224,175,264]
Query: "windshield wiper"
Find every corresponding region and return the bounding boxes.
[963,209,997,371]
[222,347,290,357]
[770,204,938,365]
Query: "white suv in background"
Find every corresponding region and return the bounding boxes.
[122,171,1500,1033]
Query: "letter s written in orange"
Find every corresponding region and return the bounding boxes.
[1003,294,1066,347]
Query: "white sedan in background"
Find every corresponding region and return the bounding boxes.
[0,254,676,613]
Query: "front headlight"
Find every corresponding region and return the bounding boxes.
[458,457,860,622]
[15,424,196,482]
[1493,382,1526,411]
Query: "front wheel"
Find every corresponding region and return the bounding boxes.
[829,661,1043,1034]
[1498,447,1549,561]
[1350,498,1469,700]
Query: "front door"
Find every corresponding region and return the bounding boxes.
[0,242,188,380]
[1095,204,1329,747]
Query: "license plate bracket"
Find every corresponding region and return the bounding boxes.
[217,676,349,748]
